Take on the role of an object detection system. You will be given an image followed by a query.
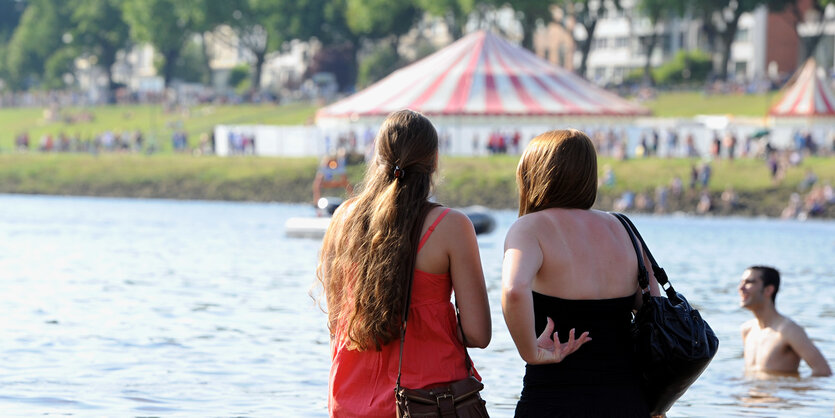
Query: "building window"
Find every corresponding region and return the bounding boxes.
[615,37,629,48]
[735,61,747,75]
[662,35,673,53]
[735,29,749,42]
[594,67,606,80]
[593,38,609,50]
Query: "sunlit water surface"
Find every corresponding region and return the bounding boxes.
[0,195,833,417]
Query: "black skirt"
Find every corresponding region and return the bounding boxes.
[514,383,648,418]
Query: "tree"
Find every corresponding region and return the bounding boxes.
[417,0,476,40]
[210,0,341,92]
[497,0,558,50]
[4,0,72,89]
[694,0,764,81]
[69,0,131,99]
[346,0,421,47]
[559,0,622,79]
[636,0,686,85]
[314,0,363,90]
[0,0,28,84]
[122,0,202,87]
[341,0,421,89]
[0,0,26,40]
[768,0,835,62]
[308,42,358,92]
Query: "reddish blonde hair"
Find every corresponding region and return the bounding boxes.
[516,129,598,216]
[317,110,438,351]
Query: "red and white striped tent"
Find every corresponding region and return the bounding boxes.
[316,30,649,127]
[769,58,835,123]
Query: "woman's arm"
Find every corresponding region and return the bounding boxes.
[447,210,492,348]
[501,219,590,364]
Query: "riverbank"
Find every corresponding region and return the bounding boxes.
[0,153,832,218]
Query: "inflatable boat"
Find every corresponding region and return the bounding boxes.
[286,197,496,238]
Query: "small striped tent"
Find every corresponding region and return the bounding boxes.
[316,30,649,125]
[770,58,835,119]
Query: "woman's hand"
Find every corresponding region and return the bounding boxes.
[530,317,591,365]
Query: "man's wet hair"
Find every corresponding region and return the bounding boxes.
[749,266,780,304]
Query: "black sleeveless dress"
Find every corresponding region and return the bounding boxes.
[514,291,648,418]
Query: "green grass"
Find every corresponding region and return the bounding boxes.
[0,153,320,201]
[6,153,830,218]
[643,91,780,118]
[0,103,318,152]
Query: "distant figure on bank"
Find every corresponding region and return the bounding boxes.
[502,129,660,417]
[318,109,491,416]
[739,266,831,376]
[312,148,353,205]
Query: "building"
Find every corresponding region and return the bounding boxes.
[534,1,798,86]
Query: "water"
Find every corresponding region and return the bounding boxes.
[0,195,832,417]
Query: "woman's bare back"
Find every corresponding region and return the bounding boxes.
[526,209,640,300]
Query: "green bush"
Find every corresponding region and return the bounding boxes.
[357,44,400,88]
[623,68,645,85]
[172,40,210,84]
[234,77,252,96]
[228,64,250,89]
[622,51,713,87]
[43,47,77,89]
[654,50,712,86]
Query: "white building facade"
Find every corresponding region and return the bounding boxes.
[541,1,772,85]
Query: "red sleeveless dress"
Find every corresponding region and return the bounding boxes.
[328,209,479,417]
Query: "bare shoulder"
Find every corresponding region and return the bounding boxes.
[438,206,472,226]
[741,318,756,336]
[428,207,473,235]
[777,316,808,339]
[506,212,543,238]
[595,209,624,226]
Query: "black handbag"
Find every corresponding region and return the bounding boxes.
[394,265,488,417]
[613,213,719,416]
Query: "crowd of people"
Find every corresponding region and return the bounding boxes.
[11,128,217,156]
[13,130,147,153]
[224,131,256,155]
[594,126,834,218]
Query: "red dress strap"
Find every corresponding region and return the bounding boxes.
[417,208,451,253]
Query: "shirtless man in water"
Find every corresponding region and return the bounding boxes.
[739,266,831,376]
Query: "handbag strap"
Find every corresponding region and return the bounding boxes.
[395,255,415,390]
[612,212,677,300]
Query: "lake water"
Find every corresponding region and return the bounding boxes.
[0,194,833,417]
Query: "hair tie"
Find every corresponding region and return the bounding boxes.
[393,165,405,179]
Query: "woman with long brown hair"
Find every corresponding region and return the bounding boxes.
[318,109,491,417]
[502,129,659,417]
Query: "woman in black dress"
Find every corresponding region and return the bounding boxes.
[501,129,660,417]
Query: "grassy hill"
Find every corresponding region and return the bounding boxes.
[1,153,831,218]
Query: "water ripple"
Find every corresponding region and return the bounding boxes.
[0,196,832,416]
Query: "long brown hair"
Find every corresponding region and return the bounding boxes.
[516,129,597,216]
[317,109,439,351]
